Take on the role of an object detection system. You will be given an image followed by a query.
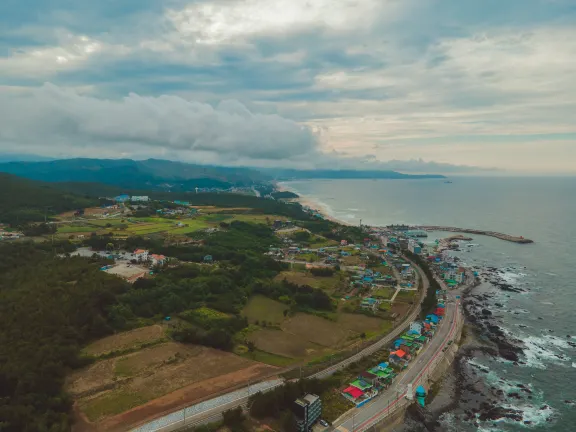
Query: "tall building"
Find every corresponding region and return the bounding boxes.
[293,394,322,432]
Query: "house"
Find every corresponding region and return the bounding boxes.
[203,255,213,263]
[131,196,149,202]
[358,371,379,386]
[340,239,348,246]
[342,386,364,401]
[408,240,422,254]
[150,254,166,265]
[134,249,149,261]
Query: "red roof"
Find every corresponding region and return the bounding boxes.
[343,386,364,399]
[395,349,406,358]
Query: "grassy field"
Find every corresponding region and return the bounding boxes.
[81,391,149,422]
[57,225,97,233]
[242,295,288,325]
[239,349,297,367]
[274,270,345,292]
[82,325,166,357]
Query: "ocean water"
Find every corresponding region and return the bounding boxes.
[283,177,576,431]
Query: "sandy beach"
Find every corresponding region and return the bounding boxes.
[275,182,352,226]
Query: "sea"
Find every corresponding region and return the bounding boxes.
[281,177,576,431]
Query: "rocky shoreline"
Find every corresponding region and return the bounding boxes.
[402,262,565,430]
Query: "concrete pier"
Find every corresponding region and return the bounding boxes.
[418,226,534,244]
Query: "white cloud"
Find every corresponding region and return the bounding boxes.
[166,0,388,44]
[0,31,130,78]
[0,83,318,161]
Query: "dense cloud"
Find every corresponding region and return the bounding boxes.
[0,84,318,161]
[1,0,575,172]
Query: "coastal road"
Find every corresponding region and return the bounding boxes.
[333,298,462,432]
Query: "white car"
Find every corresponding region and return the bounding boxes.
[319,420,330,427]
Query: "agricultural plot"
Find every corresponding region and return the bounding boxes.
[70,341,277,424]
[57,225,98,233]
[82,325,166,357]
[242,293,395,363]
[274,270,345,292]
[242,295,288,325]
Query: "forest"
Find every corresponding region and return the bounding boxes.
[0,219,335,431]
[0,173,98,226]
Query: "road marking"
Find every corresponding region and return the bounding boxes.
[336,426,349,432]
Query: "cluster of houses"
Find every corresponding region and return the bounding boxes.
[340,311,444,407]
[375,227,468,288]
[0,230,23,241]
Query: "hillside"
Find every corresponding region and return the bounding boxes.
[260,168,446,180]
[0,158,270,191]
[0,173,97,225]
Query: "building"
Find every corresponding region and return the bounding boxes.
[293,394,322,432]
[114,194,130,203]
[408,240,422,254]
[150,254,166,265]
[131,196,150,202]
[134,249,149,261]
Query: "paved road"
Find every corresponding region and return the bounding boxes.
[332,273,466,432]
[334,301,461,432]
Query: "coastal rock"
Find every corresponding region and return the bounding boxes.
[482,309,492,316]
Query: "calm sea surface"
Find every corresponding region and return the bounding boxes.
[283,177,576,431]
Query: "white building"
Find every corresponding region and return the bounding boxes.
[131,196,150,202]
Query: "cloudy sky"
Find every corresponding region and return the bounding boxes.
[1,0,575,173]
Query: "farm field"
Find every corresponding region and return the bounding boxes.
[274,270,345,292]
[68,340,277,429]
[82,325,166,357]
[242,295,288,325]
[242,296,394,363]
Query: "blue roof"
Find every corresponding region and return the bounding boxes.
[394,339,404,346]
[416,385,426,394]
[378,362,389,369]
[426,314,439,324]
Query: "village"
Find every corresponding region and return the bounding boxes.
[7,192,473,430]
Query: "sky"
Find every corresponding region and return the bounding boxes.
[0,0,575,174]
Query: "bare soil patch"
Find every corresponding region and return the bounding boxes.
[390,302,411,318]
[83,325,165,357]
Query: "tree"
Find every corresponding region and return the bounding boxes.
[246,340,256,354]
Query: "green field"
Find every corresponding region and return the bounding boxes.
[242,295,288,325]
[57,225,97,233]
[81,391,149,421]
[239,349,296,367]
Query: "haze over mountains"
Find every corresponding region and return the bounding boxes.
[0,158,445,191]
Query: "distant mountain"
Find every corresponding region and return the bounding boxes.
[0,158,270,191]
[0,173,97,225]
[260,168,446,180]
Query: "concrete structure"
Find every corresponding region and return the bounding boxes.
[131,196,150,202]
[293,394,322,432]
[408,239,422,254]
[114,194,130,202]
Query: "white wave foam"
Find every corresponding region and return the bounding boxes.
[504,402,555,427]
[520,334,572,369]
[544,272,557,276]
[540,301,554,305]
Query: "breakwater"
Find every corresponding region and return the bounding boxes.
[418,226,534,243]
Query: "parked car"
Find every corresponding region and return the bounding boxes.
[320,419,330,427]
